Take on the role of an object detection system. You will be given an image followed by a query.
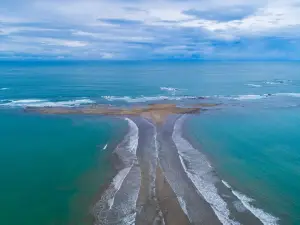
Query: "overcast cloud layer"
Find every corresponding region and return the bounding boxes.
[1,0,300,60]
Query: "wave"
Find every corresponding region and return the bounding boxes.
[246,84,262,88]
[160,87,179,91]
[231,95,266,100]
[103,144,108,150]
[173,116,240,225]
[274,93,300,98]
[103,95,198,103]
[0,98,95,108]
[217,93,300,100]
[264,80,291,85]
[222,180,279,225]
[214,94,267,101]
[0,88,9,91]
[93,118,140,225]
[160,87,185,95]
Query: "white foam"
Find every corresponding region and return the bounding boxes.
[0,98,95,107]
[94,118,140,225]
[177,196,189,217]
[124,118,139,155]
[103,144,108,150]
[103,95,197,103]
[173,116,240,225]
[222,180,231,189]
[265,81,278,85]
[232,191,279,225]
[0,88,9,91]
[274,93,300,98]
[107,167,132,209]
[221,179,279,225]
[160,87,184,95]
[265,80,290,85]
[232,95,266,100]
[160,87,178,91]
[246,84,262,88]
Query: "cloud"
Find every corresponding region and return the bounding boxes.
[0,0,300,60]
[183,6,256,22]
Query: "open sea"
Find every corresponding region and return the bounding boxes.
[0,61,300,225]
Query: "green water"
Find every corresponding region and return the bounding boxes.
[0,110,127,225]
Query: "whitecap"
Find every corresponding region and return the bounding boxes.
[160,87,184,95]
[103,144,108,150]
[0,98,95,107]
[215,94,266,101]
[246,84,262,88]
[265,81,278,85]
[103,95,197,103]
[232,95,266,100]
[274,93,300,98]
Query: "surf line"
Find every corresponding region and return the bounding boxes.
[93,118,140,225]
[221,180,279,225]
[173,115,240,225]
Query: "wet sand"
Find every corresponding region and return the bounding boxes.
[155,166,190,225]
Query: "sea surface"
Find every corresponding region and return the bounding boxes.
[0,61,300,225]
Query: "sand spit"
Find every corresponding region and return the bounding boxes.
[25,103,231,225]
[25,103,218,124]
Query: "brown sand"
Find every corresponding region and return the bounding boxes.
[155,166,191,225]
[25,104,201,124]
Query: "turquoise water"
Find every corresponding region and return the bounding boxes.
[187,107,300,225]
[0,110,127,225]
[1,61,300,224]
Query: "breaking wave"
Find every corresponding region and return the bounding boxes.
[246,84,262,88]
[160,87,185,95]
[222,180,279,225]
[0,88,9,91]
[0,98,95,107]
[217,93,300,100]
[93,118,140,225]
[230,95,266,100]
[173,116,239,225]
[274,93,300,98]
[103,95,198,103]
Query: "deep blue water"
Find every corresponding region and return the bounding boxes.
[0,61,300,224]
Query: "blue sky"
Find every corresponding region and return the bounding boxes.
[0,0,300,60]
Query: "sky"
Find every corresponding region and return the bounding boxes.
[1,0,300,60]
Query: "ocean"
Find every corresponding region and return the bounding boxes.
[0,61,300,225]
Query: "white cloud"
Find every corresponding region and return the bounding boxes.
[0,0,300,59]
